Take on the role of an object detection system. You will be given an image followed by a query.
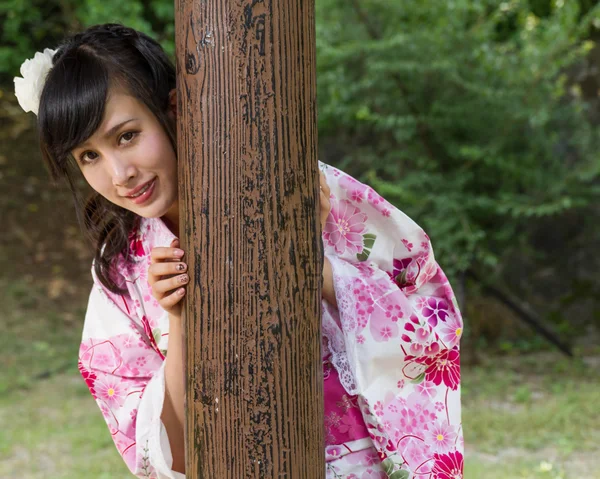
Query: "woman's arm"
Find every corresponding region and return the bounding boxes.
[161,314,186,474]
[322,256,337,308]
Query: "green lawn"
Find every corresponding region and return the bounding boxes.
[1,277,599,478]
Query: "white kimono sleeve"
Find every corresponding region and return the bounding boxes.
[78,285,186,479]
[320,162,464,475]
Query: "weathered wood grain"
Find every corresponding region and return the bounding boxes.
[175,1,324,477]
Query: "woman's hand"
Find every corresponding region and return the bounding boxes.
[148,238,188,320]
[319,170,331,231]
[318,171,337,308]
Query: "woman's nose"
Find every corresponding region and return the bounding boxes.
[108,155,137,187]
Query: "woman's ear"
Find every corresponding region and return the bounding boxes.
[168,89,177,119]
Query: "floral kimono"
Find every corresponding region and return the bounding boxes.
[78,162,464,479]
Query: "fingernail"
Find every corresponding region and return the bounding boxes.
[178,288,185,295]
[176,263,186,271]
[174,249,184,257]
[180,274,189,283]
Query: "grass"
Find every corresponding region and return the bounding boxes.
[1,259,599,478]
[0,277,132,478]
[463,353,600,478]
[2,302,599,479]
[0,373,131,479]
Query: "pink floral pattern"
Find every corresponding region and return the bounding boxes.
[320,163,463,477]
[324,199,368,255]
[78,162,463,478]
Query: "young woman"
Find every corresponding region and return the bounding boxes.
[16,24,464,479]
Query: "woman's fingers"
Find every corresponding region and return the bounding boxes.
[319,171,332,230]
[152,273,189,296]
[148,261,187,279]
[319,171,331,196]
[158,287,186,310]
[150,245,184,263]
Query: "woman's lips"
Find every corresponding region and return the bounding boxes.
[128,178,156,205]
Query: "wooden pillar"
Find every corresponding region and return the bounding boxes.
[175,1,324,477]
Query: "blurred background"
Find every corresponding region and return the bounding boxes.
[1,0,599,478]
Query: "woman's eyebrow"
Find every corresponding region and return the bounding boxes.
[73,118,140,153]
[103,118,138,140]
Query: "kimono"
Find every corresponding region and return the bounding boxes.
[78,162,464,479]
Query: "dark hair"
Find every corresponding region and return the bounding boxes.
[38,24,176,293]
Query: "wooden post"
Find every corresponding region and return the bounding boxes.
[175,1,324,477]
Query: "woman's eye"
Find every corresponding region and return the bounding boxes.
[119,131,137,144]
[80,151,99,163]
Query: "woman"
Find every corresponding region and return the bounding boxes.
[15,23,464,478]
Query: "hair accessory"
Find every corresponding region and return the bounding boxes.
[13,48,56,116]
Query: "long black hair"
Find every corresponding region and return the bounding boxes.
[38,24,176,293]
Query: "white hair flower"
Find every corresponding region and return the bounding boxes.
[14,48,56,116]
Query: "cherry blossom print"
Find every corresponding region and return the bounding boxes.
[431,451,463,479]
[416,380,439,400]
[324,199,368,255]
[421,297,450,327]
[426,422,458,454]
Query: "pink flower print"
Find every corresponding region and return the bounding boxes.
[97,379,126,407]
[95,354,114,368]
[432,451,463,479]
[324,200,368,255]
[350,189,364,203]
[326,445,343,458]
[423,342,441,357]
[78,361,98,399]
[122,335,138,349]
[389,257,417,289]
[129,233,146,258]
[421,297,450,327]
[374,401,385,417]
[130,408,138,420]
[416,380,438,400]
[415,327,430,344]
[385,304,404,323]
[422,347,461,390]
[361,469,387,479]
[371,317,399,342]
[357,334,366,344]
[381,208,391,217]
[409,342,424,356]
[136,356,147,368]
[402,439,434,474]
[435,402,445,412]
[439,314,463,348]
[401,239,413,252]
[380,326,394,340]
[427,422,457,454]
[397,380,405,389]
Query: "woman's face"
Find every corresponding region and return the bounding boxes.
[72,89,178,223]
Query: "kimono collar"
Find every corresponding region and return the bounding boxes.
[127,216,178,263]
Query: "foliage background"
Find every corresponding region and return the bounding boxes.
[1,0,600,477]
[5,0,599,349]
